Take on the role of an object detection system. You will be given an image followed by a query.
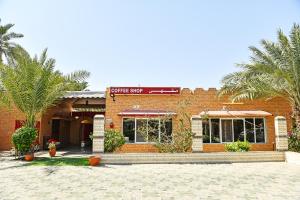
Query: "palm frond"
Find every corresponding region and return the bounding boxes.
[0,47,90,127]
[0,20,24,63]
[65,70,90,82]
[220,24,300,109]
[64,70,90,91]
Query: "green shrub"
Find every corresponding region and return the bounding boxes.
[288,130,300,152]
[155,129,194,153]
[171,129,194,152]
[104,129,125,152]
[225,140,251,152]
[12,126,37,156]
[225,142,238,152]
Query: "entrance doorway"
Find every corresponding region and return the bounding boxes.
[51,119,60,141]
[50,119,71,148]
[80,120,93,149]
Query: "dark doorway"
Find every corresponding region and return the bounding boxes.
[51,119,71,147]
[52,119,60,140]
[80,123,93,148]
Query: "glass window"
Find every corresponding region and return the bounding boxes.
[245,118,255,142]
[203,117,266,144]
[148,119,159,142]
[123,118,135,143]
[211,119,220,143]
[136,119,147,142]
[202,120,210,143]
[233,119,244,141]
[255,118,265,143]
[123,118,173,143]
[222,119,233,142]
[160,119,172,143]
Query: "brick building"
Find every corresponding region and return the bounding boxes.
[0,87,292,153]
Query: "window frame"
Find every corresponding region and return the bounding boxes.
[135,118,149,143]
[254,117,267,143]
[209,118,221,143]
[122,117,136,143]
[122,117,173,144]
[204,117,267,144]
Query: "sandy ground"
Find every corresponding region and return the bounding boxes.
[0,157,300,200]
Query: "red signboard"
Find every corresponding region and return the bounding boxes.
[110,87,181,95]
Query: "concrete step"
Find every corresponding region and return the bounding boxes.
[100,152,285,164]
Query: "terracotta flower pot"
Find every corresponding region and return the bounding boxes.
[49,149,56,157]
[24,154,34,161]
[89,156,101,166]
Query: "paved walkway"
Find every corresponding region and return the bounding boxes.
[0,157,299,200]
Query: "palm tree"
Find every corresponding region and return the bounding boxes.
[0,47,90,128]
[0,19,23,63]
[64,70,90,91]
[219,23,300,130]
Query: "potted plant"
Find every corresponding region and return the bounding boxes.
[24,153,34,161]
[88,134,101,166]
[12,126,37,161]
[47,139,61,149]
[48,142,56,157]
[88,156,101,166]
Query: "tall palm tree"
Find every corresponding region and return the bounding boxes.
[0,19,23,63]
[219,23,300,130]
[0,47,90,128]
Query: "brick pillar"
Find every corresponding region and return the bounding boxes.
[274,116,288,151]
[191,115,203,152]
[93,115,105,153]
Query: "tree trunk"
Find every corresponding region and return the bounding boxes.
[25,114,36,128]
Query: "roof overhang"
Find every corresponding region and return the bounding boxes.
[199,110,272,117]
[63,91,106,99]
[118,109,176,117]
[71,107,105,113]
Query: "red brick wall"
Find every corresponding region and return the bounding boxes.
[0,88,293,152]
[40,101,73,148]
[0,106,26,150]
[105,88,292,153]
[116,144,159,153]
[0,101,71,150]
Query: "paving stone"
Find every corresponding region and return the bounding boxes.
[0,158,300,199]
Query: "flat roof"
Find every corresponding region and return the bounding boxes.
[118,109,176,116]
[63,91,106,99]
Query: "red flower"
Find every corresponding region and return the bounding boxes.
[48,139,58,143]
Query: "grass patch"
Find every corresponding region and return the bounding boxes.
[28,157,89,166]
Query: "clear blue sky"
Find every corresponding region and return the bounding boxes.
[1,0,299,91]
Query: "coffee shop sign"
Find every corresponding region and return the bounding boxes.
[110,87,181,95]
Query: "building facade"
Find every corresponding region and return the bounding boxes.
[106,87,291,152]
[0,87,292,153]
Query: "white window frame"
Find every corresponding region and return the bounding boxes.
[135,118,149,143]
[209,119,212,143]
[121,117,136,143]
[204,117,267,144]
[122,117,172,144]
[208,118,221,144]
[220,118,235,143]
[201,119,211,143]
[253,118,267,143]
[232,118,246,143]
